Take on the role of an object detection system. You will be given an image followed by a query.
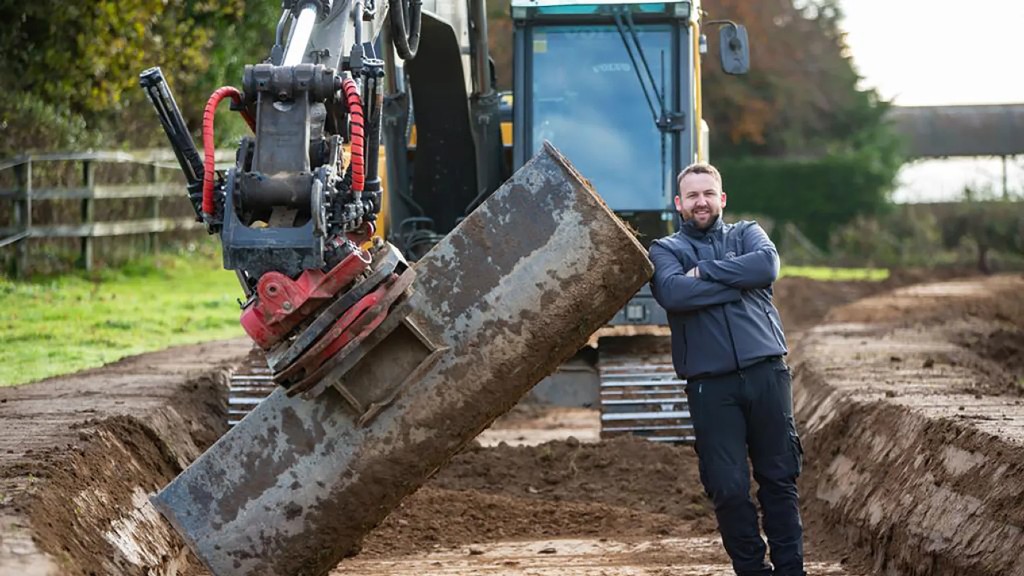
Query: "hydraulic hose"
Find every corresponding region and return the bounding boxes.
[389,0,422,60]
[202,87,255,218]
[361,63,384,198]
[341,78,365,192]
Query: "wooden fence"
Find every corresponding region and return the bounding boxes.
[0,149,231,277]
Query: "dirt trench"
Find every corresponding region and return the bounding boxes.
[2,273,1024,575]
[791,275,1024,576]
[0,339,251,575]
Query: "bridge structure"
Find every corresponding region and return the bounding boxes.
[888,103,1024,197]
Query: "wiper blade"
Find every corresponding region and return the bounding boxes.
[613,11,683,133]
[613,11,661,126]
[624,11,664,108]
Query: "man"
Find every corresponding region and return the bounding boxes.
[649,162,805,576]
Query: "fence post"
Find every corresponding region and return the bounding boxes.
[146,163,160,254]
[80,160,95,271]
[12,160,32,278]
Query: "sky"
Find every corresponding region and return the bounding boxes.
[839,0,1024,106]
[837,0,1024,201]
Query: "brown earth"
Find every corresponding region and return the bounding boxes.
[359,437,714,557]
[2,270,1021,576]
[773,268,960,333]
[0,339,251,575]
[794,274,1024,576]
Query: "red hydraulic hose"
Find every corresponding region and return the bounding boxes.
[202,87,255,217]
[341,78,365,192]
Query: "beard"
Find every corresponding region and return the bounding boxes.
[685,209,720,230]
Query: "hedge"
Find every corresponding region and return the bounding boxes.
[716,155,893,249]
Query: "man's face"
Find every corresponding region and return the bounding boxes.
[675,172,726,230]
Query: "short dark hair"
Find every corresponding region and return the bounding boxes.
[676,162,723,194]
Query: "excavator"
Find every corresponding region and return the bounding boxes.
[216,0,750,439]
[138,0,742,573]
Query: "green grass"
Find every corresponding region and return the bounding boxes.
[779,266,889,282]
[0,249,245,386]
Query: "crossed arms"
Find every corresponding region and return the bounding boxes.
[649,223,779,313]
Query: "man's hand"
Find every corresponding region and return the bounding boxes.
[685,266,701,278]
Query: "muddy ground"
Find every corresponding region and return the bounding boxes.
[2,271,1023,575]
[0,339,252,575]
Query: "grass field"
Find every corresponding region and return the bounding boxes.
[779,265,889,281]
[0,248,245,386]
[0,252,888,387]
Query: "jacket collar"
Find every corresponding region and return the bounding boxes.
[679,214,724,240]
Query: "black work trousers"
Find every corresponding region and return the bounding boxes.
[685,357,805,576]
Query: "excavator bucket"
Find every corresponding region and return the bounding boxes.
[151,143,654,576]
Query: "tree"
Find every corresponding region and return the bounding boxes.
[0,1,277,155]
[697,0,902,248]
[941,194,1024,274]
[701,0,898,164]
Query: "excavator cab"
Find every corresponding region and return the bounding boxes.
[512,0,702,327]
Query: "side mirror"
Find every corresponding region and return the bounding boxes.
[719,24,750,75]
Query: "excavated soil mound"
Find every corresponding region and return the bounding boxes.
[774,277,887,333]
[435,437,709,520]
[953,326,1024,395]
[22,415,199,576]
[360,436,713,557]
[361,487,693,557]
[824,275,1024,396]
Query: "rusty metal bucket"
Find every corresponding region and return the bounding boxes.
[151,143,653,575]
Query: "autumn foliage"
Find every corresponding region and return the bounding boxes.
[701,0,894,160]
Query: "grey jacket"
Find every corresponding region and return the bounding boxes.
[649,216,787,379]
